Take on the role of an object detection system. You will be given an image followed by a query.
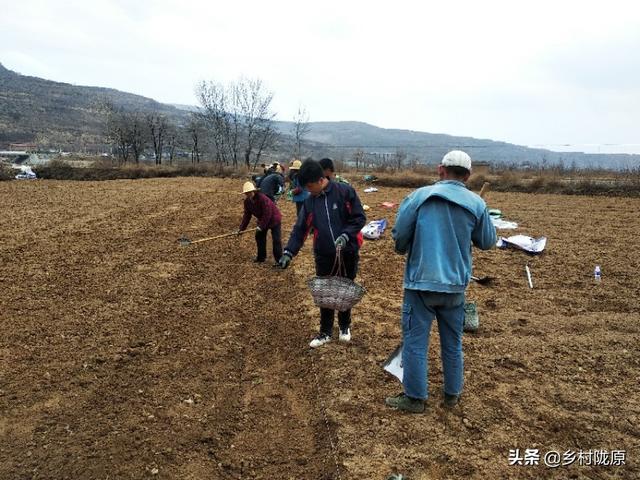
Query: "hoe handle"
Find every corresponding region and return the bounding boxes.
[189,227,258,244]
[479,181,490,199]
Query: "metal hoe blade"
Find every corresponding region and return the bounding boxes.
[471,275,494,285]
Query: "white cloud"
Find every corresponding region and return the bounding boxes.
[1,0,640,150]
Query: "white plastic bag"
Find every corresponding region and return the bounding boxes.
[361,219,387,240]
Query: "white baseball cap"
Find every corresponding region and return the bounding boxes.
[441,150,472,171]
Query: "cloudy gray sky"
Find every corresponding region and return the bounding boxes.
[2,0,640,153]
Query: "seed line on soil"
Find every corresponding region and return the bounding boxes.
[309,353,343,480]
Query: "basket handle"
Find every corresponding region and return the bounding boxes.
[330,247,347,277]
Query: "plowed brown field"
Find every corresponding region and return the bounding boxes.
[1,177,639,480]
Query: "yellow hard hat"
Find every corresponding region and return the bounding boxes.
[290,160,302,170]
[275,164,283,174]
[241,181,257,194]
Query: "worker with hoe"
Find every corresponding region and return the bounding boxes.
[287,159,309,216]
[386,150,496,413]
[278,159,366,348]
[237,181,283,266]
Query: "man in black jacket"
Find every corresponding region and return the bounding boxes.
[259,166,285,202]
[279,160,366,348]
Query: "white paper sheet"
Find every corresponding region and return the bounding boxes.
[497,235,547,253]
[491,218,518,229]
[382,343,404,383]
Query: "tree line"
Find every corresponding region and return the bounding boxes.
[102,77,311,167]
[102,77,414,172]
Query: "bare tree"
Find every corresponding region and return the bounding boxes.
[186,114,204,163]
[196,80,229,164]
[146,112,168,165]
[394,149,407,171]
[292,105,310,159]
[407,154,420,170]
[227,84,242,167]
[166,126,178,165]
[103,103,135,164]
[352,149,365,171]
[236,77,276,168]
[254,123,279,168]
[128,113,146,164]
[196,77,277,169]
[107,115,131,164]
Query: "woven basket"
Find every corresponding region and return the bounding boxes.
[308,275,366,311]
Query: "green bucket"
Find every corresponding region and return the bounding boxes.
[464,302,479,332]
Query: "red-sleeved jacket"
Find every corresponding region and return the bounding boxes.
[239,192,282,231]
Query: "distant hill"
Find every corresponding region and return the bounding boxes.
[0,63,189,151]
[2,63,639,169]
[270,120,640,170]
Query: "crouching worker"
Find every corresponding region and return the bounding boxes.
[319,157,350,184]
[385,151,497,413]
[238,181,283,266]
[278,160,366,348]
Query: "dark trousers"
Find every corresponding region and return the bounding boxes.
[255,224,282,262]
[315,251,359,335]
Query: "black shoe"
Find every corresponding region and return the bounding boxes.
[443,393,460,408]
[253,257,266,263]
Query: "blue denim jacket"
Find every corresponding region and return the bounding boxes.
[392,180,496,293]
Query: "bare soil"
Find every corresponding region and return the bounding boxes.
[1,177,638,479]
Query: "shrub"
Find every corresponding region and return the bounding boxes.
[371,171,434,189]
[21,160,640,197]
[30,161,254,181]
[528,176,547,191]
[32,159,75,179]
[0,163,17,181]
[467,174,488,190]
[495,171,524,191]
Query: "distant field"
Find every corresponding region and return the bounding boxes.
[1,178,638,479]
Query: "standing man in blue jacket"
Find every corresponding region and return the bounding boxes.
[288,159,309,216]
[385,151,497,413]
[279,159,367,348]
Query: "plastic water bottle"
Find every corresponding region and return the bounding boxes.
[594,265,601,282]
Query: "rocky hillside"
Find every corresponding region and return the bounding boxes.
[0,63,188,150]
[2,63,639,169]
